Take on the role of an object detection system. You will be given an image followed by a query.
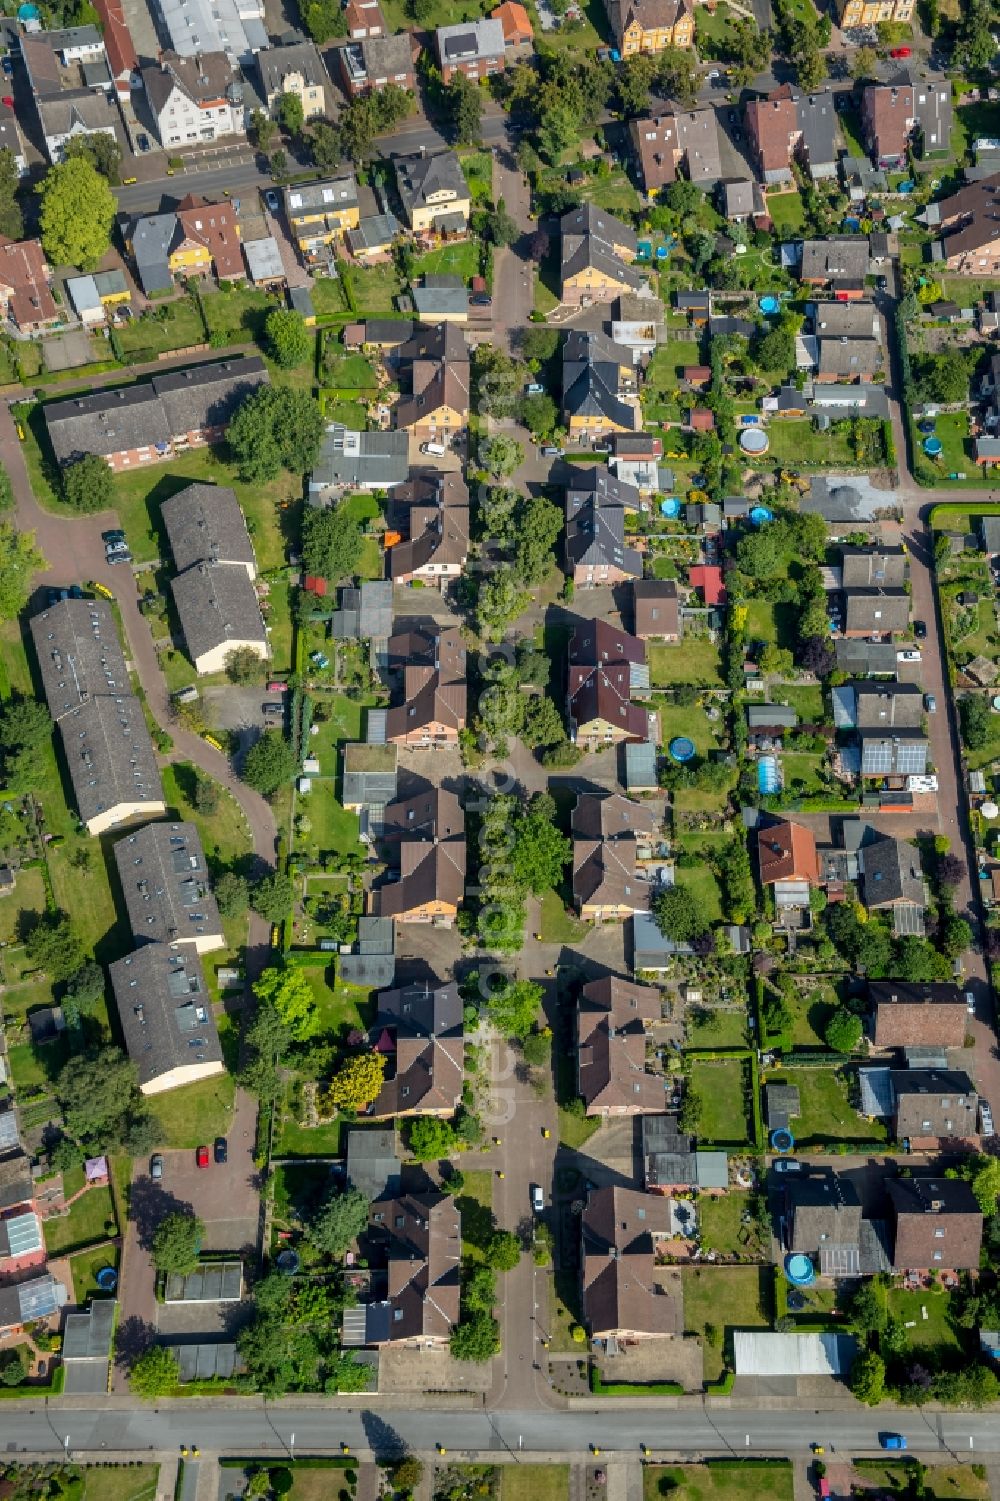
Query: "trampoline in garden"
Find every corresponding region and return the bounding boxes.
[669,737,696,763]
[95,1267,118,1292]
[760,295,780,314]
[276,1249,301,1275]
[758,755,780,794]
[655,244,670,259]
[785,1254,816,1287]
[771,1127,794,1153]
[918,420,936,434]
[923,436,943,457]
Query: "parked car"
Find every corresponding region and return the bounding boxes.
[898,649,921,663]
[265,189,280,213]
[196,1144,210,1168]
[925,693,937,713]
[214,1136,228,1164]
[981,1101,994,1137]
[102,529,126,546]
[1,57,12,77]
[150,1153,163,1181]
[540,445,563,457]
[773,1158,802,1173]
[262,702,283,717]
[966,990,976,1013]
[266,680,288,693]
[889,44,911,56]
[106,549,132,565]
[531,1184,544,1213]
[525,382,545,395]
[879,1435,907,1451]
[470,294,492,307]
[913,619,927,639]
[137,133,150,151]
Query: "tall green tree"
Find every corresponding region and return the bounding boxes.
[62,452,115,513]
[265,308,311,368]
[241,730,297,795]
[302,504,363,583]
[37,157,115,270]
[307,1185,369,1256]
[151,1211,204,1276]
[129,1346,180,1398]
[228,387,324,483]
[64,131,122,184]
[0,148,23,240]
[448,73,483,145]
[277,92,305,135]
[254,965,320,1041]
[485,978,542,1040]
[0,526,44,621]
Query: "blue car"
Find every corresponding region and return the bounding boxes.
[880,1434,907,1451]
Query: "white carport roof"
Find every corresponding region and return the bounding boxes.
[734,1332,857,1377]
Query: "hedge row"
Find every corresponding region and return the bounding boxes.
[590,1367,683,1397]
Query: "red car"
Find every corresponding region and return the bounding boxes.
[196,1144,209,1168]
[889,45,911,56]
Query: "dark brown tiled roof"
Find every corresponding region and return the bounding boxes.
[581,1185,678,1337]
[577,977,662,1112]
[756,819,819,886]
[887,1176,982,1271]
[870,983,966,1049]
[370,1191,461,1340]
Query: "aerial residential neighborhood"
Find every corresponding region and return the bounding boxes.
[4,0,1000,1493]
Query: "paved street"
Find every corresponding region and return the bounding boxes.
[3,1403,1000,1457]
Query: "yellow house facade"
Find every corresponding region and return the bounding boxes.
[608,0,694,54]
[563,262,634,305]
[567,407,633,440]
[837,0,913,24]
[168,238,213,276]
[285,176,361,259]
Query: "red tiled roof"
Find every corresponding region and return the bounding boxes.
[688,565,726,605]
[0,237,56,329]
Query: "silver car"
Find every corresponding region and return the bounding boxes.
[150,1153,163,1181]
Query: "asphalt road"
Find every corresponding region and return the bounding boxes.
[6,1405,1000,1457]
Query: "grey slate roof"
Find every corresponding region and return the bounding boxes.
[347,1126,401,1201]
[128,212,177,295]
[161,482,256,574]
[854,682,923,729]
[860,835,925,908]
[394,151,467,224]
[565,466,642,576]
[63,1298,115,1361]
[332,581,394,641]
[109,943,223,1089]
[114,820,223,948]
[286,174,359,218]
[243,236,285,283]
[44,381,171,464]
[37,89,119,141]
[170,562,267,665]
[748,703,798,729]
[797,90,837,170]
[30,598,129,722]
[310,424,409,497]
[800,237,871,284]
[834,638,899,675]
[59,694,164,828]
[257,38,328,95]
[342,742,398,808]
[44,357,268,463]
[412,284,469,317]
[347,211,401,255]
[340,914,395,989]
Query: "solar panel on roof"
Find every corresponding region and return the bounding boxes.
[4,1212,42,1259]
[17,1276,60,1321]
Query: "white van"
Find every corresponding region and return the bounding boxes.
[421,441,447,457]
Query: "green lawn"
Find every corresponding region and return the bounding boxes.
[681,1265,772,1381]
[766,192,806,234]
[150,1073,237,1149]
[686,1009,747,1050]
[887,1288,961,1352]
[296,782,361,860]
[780,751,828,795]
[311,275,349,316]
[70,1244,118,1304]
[783,982,838,1049]
[321,349,378,389]
[763,419,859,469]
[649,638,723,687]
[200,283,283,344]
[776,685,826,721]
[457,1169,495,1264]
[116,296,206,359]
[44,1185,116,1255]
[460,150,493,203]
[344,262,405,315]
[299,961,372,1039]
[413,241,481,282]
[768,1067,886,1146]
[7,1037,71,1091]
[502,1469,569,1501]
[643,1464,792,1501]
[698,1191,767,1261]
[657,700,724,758]
[160,762,253,869]
[675,865,724,926]
[646,340,702,397]
[313,692,376,777]
[912,411,992,489]
[558,1106,601,1150]
[48,840,121,966]
[746,597,798,651]
[688,1057,751,1145]
[274,1112,343,1158]
[79,1465,160,1501]
[539,887,586,943]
